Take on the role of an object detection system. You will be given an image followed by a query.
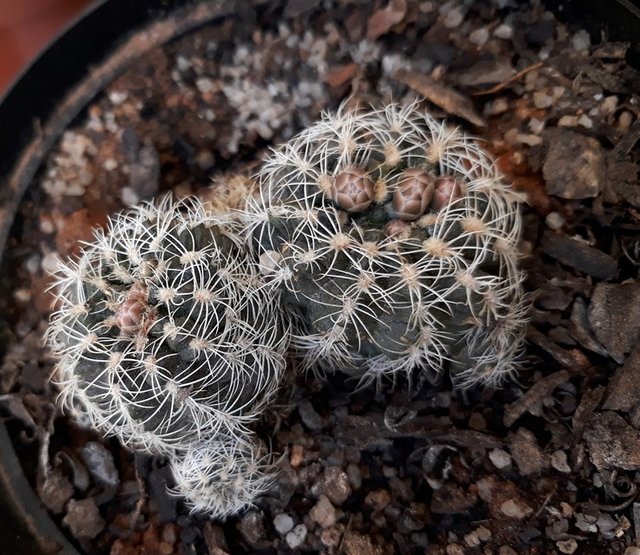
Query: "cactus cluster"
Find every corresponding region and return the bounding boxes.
[244,103,528,389]
[47,103,528,519]
[46,196,287,517]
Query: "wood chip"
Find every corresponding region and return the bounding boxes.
[324,63,358,88]
[366,0,407,41]
[503,370,570,427]
[393,69,486,127]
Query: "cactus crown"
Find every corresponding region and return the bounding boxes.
[244,102,528,389]
[47,196,288,454]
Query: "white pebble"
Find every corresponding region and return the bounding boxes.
[528,117,545,134]
[558,115,579,127]
[578,114,593,129]
[469,28,489,46]
[108,90,128,105]
[493,23,513,40]
[484,97,509,116]
[103,158,118,171]
[557,539,578,554]
[489,448,512,469]
[285,524,307,549]
[571,29,591,52]
[14,289,31,303]
[516,133,543,146]
[196,77,215,94]
[532,91,553,109]
[550,450,571,473]
[464,531,481,547]
[545,212,565,230]
[273,513,294,535]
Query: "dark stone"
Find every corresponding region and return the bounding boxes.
[543,129,605,199]
[589,281,640,363]
[603,343,640,412]
[584,411,640,470]
[541,231,617,280]
[430,483,477,514]
[298,399,324,430]
[524,19,556,46]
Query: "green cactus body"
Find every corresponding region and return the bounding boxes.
[47,196,288,454]
[244,103,528,388]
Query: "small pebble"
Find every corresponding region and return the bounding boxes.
[578,114,593,129]
[529,117,545,134]
[484,97,509,116]
[571,29,591,51]
[445,544,465,555]
[298,399,324,430]
[550,450,571,473]
[290,445,304,467]
[600,95,618,116]
[619,111,634,131]
[624,548,640,555]
[196,77,215,94]
[14,289,31,303]
[320,527,342,548]
[556,538,578,554]
[493,23,513,40]
[285,524,307,549]
[312,466,352,505]
[364,489,391,511]
[103,158,118,171]
[558,115,579,127]
[108,90,128,105]
[499,548,518,555]
[545,211,565,230]
[533,91,553,109]
[464,530,481,547]
[516,133,543,146]
[489,448,512,469]
[346,462,362,490]
[309,495,337,528]
[469,28,489,46]
[273,513,294,535]
[442,8,464,28]
[500,499,533,519]
[476,525,491,542]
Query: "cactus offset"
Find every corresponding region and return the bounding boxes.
[47,196,289,454]
[170,431,275,518]
[243,103,528,388]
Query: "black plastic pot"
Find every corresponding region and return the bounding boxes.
[0,0,639,553]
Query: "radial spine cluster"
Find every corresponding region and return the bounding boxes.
[47,196,288,517]
[244,103,528,389]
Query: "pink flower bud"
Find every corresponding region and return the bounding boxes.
[391,168,435,221]
[384,218,410,238]
[431,175,461,210]
[116,284,150,335]
[330,168,375,213]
